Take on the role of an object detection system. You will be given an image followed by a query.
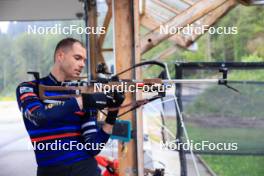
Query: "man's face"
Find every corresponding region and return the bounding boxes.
[58,42,86,78]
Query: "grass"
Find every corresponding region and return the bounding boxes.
[0,85,16,101]
[181,77,264,175]
[156,118,264,175]
[182,124,264,176]
[202,155,264,176]
[0,96,15,101]
[186,124,264,154]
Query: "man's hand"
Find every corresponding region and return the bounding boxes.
[105,91,125,125]
[81,93,108,110]
[106,91,125,108]
[77,92,125,112]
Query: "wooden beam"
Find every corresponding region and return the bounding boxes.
[133,1,144,175]
[101,48,113,51]
[96,0,112,73]
[152,0,180,14]
[141,14,188,47]
[141,0,237,49]
[140,0,234,54]
[141,0,146,16]
[113,0,138,175]
[98,0,112,48]
[238,0,264,5]
[185,0,238,47]
[181,0,195,6]
[86,0,98,79]
[237,0,250,5]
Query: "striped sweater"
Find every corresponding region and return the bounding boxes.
[16,73,110,167]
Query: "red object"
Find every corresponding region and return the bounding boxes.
[20,92,37,100]
[136,82,144,87]
[31,132,81,142]
[96,156,119,176]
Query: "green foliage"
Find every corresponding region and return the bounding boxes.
[241,54,264,62]
[0,21,84,97]
[140,5,264,83]
[142,40,172,60]
[181,35,208,61]
[142,40,173,78]
[142,5,264,63]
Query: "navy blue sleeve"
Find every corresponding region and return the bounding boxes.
[81,115,110,156]
[16,82,81,126]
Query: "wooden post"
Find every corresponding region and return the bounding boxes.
[113,0,141,175]
[98,0,112,48]
[85,0,109,78]
[133,1,144,175]
[86,0,98,79]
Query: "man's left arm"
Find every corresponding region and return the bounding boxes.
[78,91,125,156]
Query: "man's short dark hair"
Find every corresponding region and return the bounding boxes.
[54,38,85,60]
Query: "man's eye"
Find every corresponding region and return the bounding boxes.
[75,56,81,60]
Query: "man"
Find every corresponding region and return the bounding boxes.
[16,38,124,176]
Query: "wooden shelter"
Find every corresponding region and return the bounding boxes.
[88,0,257,175]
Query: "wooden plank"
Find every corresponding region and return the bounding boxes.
[113,0,138,175]
[101,48,113,51]
[152,0,180,14]
[98,0,112,48]
[237,0,264,5]
[97,0,112,73]
[181,0,195,5]
[86,0,99,79]
[140,0,235,54]
[141,0,146,16]
[141,14,188,47]
[133,0,144,175]
[237,0,250,5]
[91,0,112,74]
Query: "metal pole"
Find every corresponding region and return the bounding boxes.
[175,64,187,176]
[83,0,92,84]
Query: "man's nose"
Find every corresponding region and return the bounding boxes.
[80,60,85,68]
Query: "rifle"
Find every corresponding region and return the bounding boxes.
[27,61,239,117]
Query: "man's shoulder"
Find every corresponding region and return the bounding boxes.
[17,75,49,89]
[16,80,38,95]
[16,75,51,98]
[18,80,37,87]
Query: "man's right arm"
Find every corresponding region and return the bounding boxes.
[76,96,113,134]
[16,82,81,126]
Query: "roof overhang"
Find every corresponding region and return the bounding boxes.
[0,0,84,21]
[238,0,264,5]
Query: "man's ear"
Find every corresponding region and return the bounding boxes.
[56,49,64,63]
